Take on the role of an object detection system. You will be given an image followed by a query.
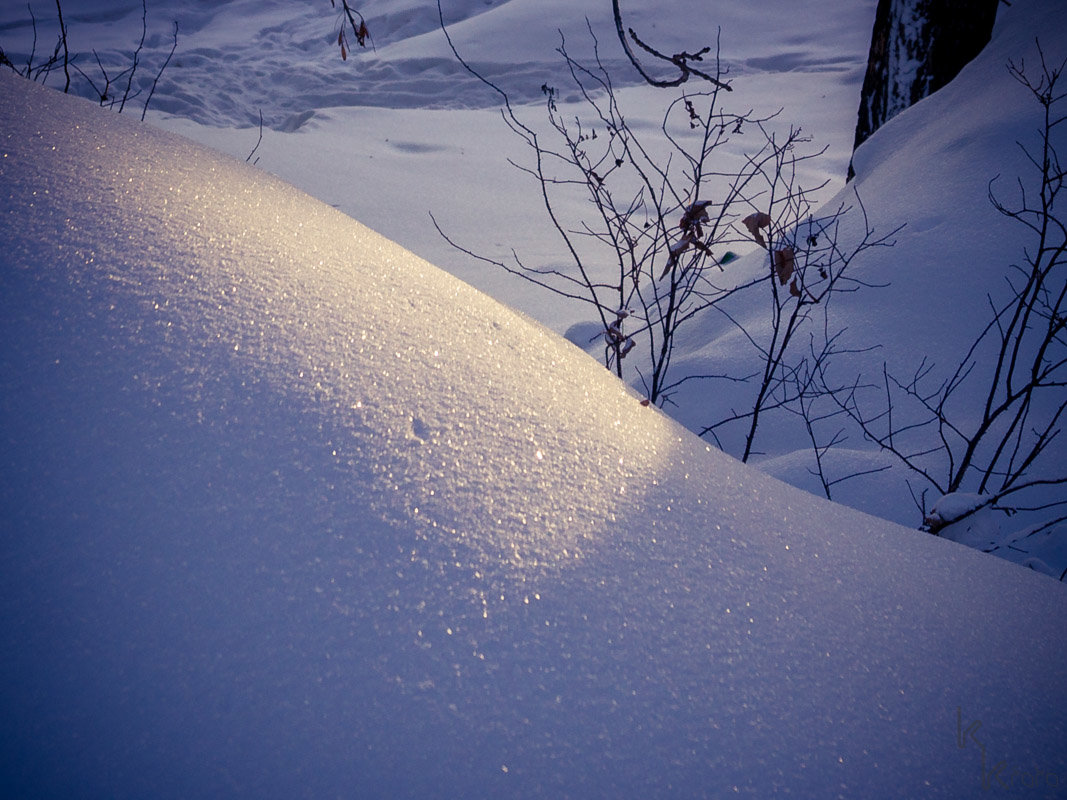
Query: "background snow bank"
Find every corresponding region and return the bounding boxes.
[0,0,873,329]
[663,0,1067,554]
[2,73,1065,799]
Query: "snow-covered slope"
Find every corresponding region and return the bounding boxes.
[663,0,1067,550]
[2,72,1065,798]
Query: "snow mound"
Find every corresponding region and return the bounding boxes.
[665,0,1067,542]
[1,73,1065,798]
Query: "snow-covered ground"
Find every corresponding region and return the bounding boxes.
[662,0,1067,562]
[2,66,1066,800]
[6,0,1058,569]
[1,1,1066,795]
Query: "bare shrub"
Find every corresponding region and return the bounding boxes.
[432,1,895,475]
[837,42,1067,553]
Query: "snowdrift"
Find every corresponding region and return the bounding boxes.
[1,73,1065,798]
[665,0,1067,549]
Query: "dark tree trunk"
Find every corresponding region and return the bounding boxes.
[848,0,1001,179]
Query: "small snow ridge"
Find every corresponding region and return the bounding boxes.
[564,321,605,354]
[925,492,994,531]
[278,110,315,133]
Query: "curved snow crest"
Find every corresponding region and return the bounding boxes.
[2,73,1066,798]
[0,72,662,580]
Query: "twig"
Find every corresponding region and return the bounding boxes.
[54,0,69,92]
[611,0,731,91]
[141,19,177,121]
[246,109,264,164]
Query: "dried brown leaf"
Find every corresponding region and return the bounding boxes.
[773,246,795,285]
[742,212,771,245]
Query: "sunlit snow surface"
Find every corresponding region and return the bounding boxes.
[1,74,1065,798]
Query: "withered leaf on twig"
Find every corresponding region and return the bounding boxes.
[789,277,802,298]
[742,212,771,245]
[661,235,694,278]
[679,200,713,238]
[773,246,795,285]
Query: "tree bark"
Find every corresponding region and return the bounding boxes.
[849,0,1001,179]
